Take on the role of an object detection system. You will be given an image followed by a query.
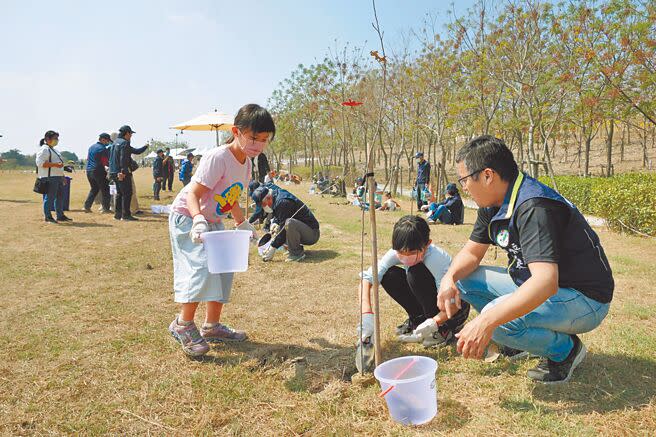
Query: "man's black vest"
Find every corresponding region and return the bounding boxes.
[485,172,614,303]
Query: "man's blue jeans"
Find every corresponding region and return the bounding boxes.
[457,266,610,362]
[43,176,64,219]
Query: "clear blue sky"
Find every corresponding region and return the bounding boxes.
[0,0,476,157]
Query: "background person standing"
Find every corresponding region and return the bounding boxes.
[35,130,71,223]
[414,151,430,211]
[108,125,147,221]
[153,148,164,200]
[179,152,194,186]
[162,148,175,191]
[83,133,111,213]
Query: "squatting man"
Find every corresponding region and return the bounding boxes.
[357,135,613,384]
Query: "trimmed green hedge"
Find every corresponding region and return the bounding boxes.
[539,173,656,237]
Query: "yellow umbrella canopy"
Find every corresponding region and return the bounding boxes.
[170,110,234,145]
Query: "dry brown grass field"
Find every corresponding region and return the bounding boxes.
[1,169,654,436]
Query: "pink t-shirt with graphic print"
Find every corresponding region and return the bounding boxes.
[171,145,251,222]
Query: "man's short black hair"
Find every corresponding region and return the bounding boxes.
[455,135,518,182]
[392,215,430,252]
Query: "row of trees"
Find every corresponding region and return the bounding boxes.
[0,149,79,168]
[267,0,655,195]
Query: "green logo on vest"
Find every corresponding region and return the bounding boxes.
[496,229,509,247]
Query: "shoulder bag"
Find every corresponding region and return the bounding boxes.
[33,149,51,194]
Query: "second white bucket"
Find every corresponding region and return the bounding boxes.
[201,230,251,273]
[374,356,438,425]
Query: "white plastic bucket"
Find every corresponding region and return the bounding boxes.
[151,204,172,215]
[201,230,251,273]
[374,356,438,425]
[258,238,272,256]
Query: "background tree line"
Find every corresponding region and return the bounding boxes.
[267,0,656,196]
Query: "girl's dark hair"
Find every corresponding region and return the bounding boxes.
[392,215,430,252]
[39,130,59,146]
[225,104,276,144]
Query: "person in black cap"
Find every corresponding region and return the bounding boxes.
[252,185,320,262]
[108,125,148,221]
[424,183,464,225]
[152,148,165,200]
[83,133,112,213]
[414,151,431,210]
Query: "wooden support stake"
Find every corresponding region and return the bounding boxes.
[366,146,382,366]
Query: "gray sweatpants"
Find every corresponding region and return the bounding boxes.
[285,218,320,256]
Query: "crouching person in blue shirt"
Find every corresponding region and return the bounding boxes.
[424,183,464,225]
[252,185,320,262]
[355,215,470,372]
[437,135,614,384]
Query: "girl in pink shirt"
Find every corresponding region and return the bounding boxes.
[168,104,275,357]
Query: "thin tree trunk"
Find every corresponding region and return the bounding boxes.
[527,123,538,178]
[310,123,315,179]
[605,119,614,177]
[626,120,631,162]
[620,123,625,162]
[584,135,592,177]
[643,121,649,167]
[516,130,523,172]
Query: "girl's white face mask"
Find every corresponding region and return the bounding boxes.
[396,246,427,267]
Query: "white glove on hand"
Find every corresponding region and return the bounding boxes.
[398,317,438,343]
[190,215,209,244]
[270,222,281,235]
[236,220,258,243]
[357,313,375,344]
[356,313,375,373]
[414,318,438,340]
[261,245,276,262]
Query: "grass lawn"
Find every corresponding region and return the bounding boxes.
[1,169,654,436]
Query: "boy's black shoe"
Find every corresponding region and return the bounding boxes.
[527,335,586,384]
[395,318,419,335]
[57,215,73,222]
[45,217,58,224]
[121,215,138,221]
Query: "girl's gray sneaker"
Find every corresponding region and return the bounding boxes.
[168,318,210,357]
[201,323,248,343]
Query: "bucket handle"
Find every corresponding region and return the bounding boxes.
[378,357,418,397]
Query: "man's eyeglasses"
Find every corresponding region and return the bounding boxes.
[458,169,485,187]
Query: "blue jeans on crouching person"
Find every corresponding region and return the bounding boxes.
[457,266,610,362]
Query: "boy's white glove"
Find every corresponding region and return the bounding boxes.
[270,222,281,235]
[261,245,276,261]
[190,215,209,244]
[420,204,430,212]
[356,313,375,373]
[236,220,258,243]
[414,318,438,339]
[397,317,438,343]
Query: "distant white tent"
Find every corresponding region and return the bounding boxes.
[191,145,217,157]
